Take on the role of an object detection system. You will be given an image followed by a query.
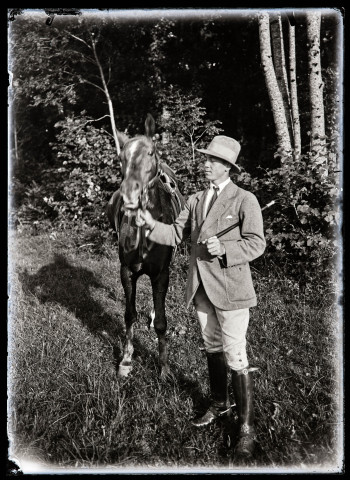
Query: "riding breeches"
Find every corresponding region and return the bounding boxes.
[193,283,250,371]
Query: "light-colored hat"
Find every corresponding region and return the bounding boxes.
[196,135,241,172]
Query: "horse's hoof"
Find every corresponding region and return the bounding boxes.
[118,364,133,378]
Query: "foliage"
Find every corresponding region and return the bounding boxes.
[236,134,341,285]
[8,11,342,287]
[11,114,120,231]
[48,114,120,228]
[156,85,223,195]
[11,88,222,229]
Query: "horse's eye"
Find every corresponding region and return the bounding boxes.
[148,150,154,156]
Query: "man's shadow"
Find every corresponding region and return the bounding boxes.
[18,253,207,414]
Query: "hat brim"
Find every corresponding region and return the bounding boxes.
[196,148,241,173]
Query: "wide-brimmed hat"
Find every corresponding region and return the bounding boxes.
[196,135,241,172]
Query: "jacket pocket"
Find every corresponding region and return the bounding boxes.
[224,263,255,302]
[218,215,239,228]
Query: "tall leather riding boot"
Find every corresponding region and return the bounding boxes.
[191,351,231,427]
[231,367,257,458]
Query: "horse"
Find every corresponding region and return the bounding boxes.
[107,114,184,378]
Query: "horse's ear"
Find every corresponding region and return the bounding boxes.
[145,113,155,138]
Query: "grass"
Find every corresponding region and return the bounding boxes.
[7,226,343,474]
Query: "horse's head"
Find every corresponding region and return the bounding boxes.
[119,114,159,211]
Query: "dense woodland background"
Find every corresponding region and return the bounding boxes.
[8,8,343,285]
[7,8,343,473]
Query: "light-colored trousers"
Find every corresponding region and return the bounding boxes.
[193,283,250,371]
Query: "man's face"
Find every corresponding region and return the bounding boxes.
[204,155,230,184]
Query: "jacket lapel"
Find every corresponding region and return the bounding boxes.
[199,181,237,241]
[195,188,208,228]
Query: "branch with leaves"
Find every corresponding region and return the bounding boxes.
[69,31,121,155]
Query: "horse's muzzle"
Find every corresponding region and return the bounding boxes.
[120,177,142,210]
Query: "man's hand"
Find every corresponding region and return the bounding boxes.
[136,209,156,230]
[206,236,226,257]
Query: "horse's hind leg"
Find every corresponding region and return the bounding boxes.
[119,264,138,377]
[151,269,171,379]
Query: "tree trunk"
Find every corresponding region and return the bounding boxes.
[270,14,293,145]
[258,12,292,155]
[288,17,301,156]
[306,11,327,174]
[13,116,19,167]
[91,36,121,155]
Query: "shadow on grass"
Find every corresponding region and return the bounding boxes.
[19,252,125,364]
[19,253,207,413]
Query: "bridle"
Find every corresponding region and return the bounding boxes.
[139,144,161,212]
[120,137,161,217]
[119,137,162,256]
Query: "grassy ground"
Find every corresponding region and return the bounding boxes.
[7,226,343,474]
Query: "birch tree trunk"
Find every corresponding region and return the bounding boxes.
[70,32,127,155]
[270,14,293,144]
[306,11,328,174]
[288,17,301,156]
[91,35,121,155]
[258,12,292,155]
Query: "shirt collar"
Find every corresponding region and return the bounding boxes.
[210,177,231,194]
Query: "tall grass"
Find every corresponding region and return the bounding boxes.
[7,227,343,474]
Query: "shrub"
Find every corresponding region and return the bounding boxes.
[155,85,223,195]
[236,134,341,288]
[47,114,121,229]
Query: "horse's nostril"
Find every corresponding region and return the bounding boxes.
[133,181,141,191]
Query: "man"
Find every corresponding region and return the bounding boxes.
[137,135,266,459]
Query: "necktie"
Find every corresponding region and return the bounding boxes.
[206,186,219,216]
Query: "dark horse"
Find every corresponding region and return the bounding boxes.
[107,114,184,378]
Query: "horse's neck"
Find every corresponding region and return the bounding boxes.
[147,182,163,218]
[151,180,179,225]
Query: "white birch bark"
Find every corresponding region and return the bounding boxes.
[258,12,292,155]
[70,32,127,155]
[288,19,301,156]
[306,11,327,173]
[270,14,293,143]
[91,36,121,155]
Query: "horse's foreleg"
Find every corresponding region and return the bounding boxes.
[151,269,171,379]
[119,264,138,377]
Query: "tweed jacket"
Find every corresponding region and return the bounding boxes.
[148,180,266,310]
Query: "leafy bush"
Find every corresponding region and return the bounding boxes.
[236,134,341,287]
[155,85,223,195]
[10,113,121,232]
[49,114,121,228]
